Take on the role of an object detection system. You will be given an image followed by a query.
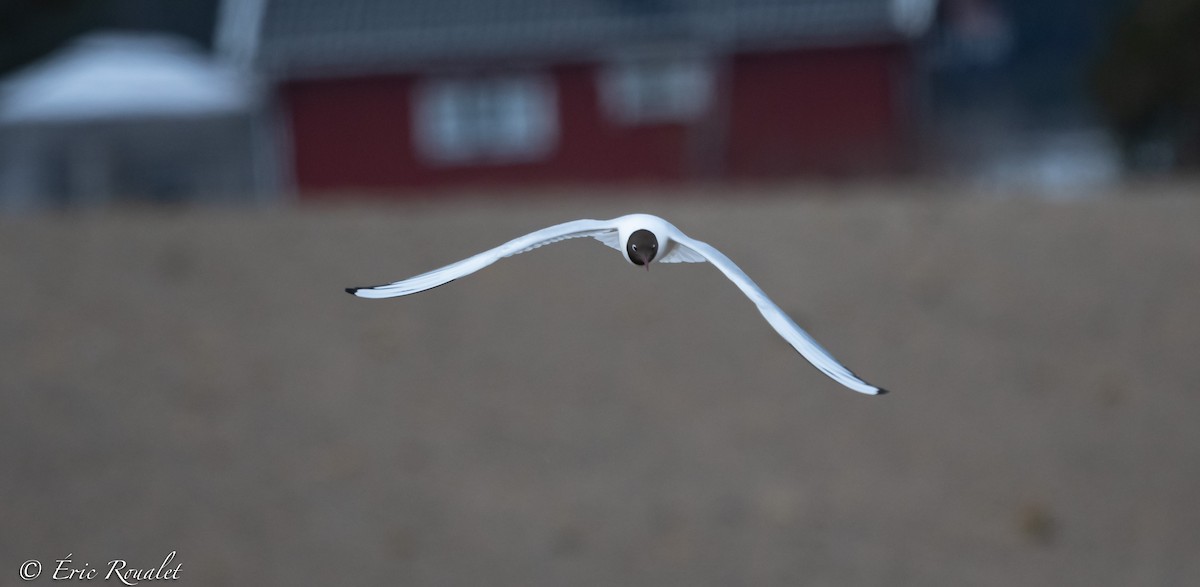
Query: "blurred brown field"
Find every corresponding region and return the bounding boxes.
[2,181,1199,586]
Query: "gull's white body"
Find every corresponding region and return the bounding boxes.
[350,213,885,395]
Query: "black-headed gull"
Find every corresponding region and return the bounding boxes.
[347,213,887,396]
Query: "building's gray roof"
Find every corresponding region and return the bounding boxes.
[254,0,932,77]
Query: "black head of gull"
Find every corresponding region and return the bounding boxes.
[626,229,658,268]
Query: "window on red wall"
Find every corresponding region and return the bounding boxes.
[599,53,715,125]
[412,73,558,165]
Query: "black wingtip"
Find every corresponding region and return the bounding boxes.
[875,388,890,396]
[345,287,359,295]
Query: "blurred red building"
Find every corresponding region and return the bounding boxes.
[239,0,935,196]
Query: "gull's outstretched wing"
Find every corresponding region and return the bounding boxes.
[347,219,618,298]
[670,234,887,396]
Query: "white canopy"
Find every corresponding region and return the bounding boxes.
[0,32,253,125]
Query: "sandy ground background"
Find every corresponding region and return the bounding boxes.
[1,181,1199,586]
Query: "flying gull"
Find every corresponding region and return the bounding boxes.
[347,214,887,396]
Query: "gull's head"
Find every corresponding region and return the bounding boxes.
[626,229,658,269]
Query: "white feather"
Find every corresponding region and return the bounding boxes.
[349,214,885,395]
[668,235,885,395]
[592,230,622,251]
[349,219,616,298]
[658,243,708,263]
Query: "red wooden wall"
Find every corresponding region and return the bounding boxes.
[283,44,915,196]
[726,44,916,177]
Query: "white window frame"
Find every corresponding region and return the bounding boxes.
[413,73,558,166]
[599,53,715,125]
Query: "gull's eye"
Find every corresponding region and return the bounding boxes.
[631,244,638,251]
[651,243,657,249]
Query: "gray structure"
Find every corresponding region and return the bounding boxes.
[0,33,274,211]
[252,0,936,76]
